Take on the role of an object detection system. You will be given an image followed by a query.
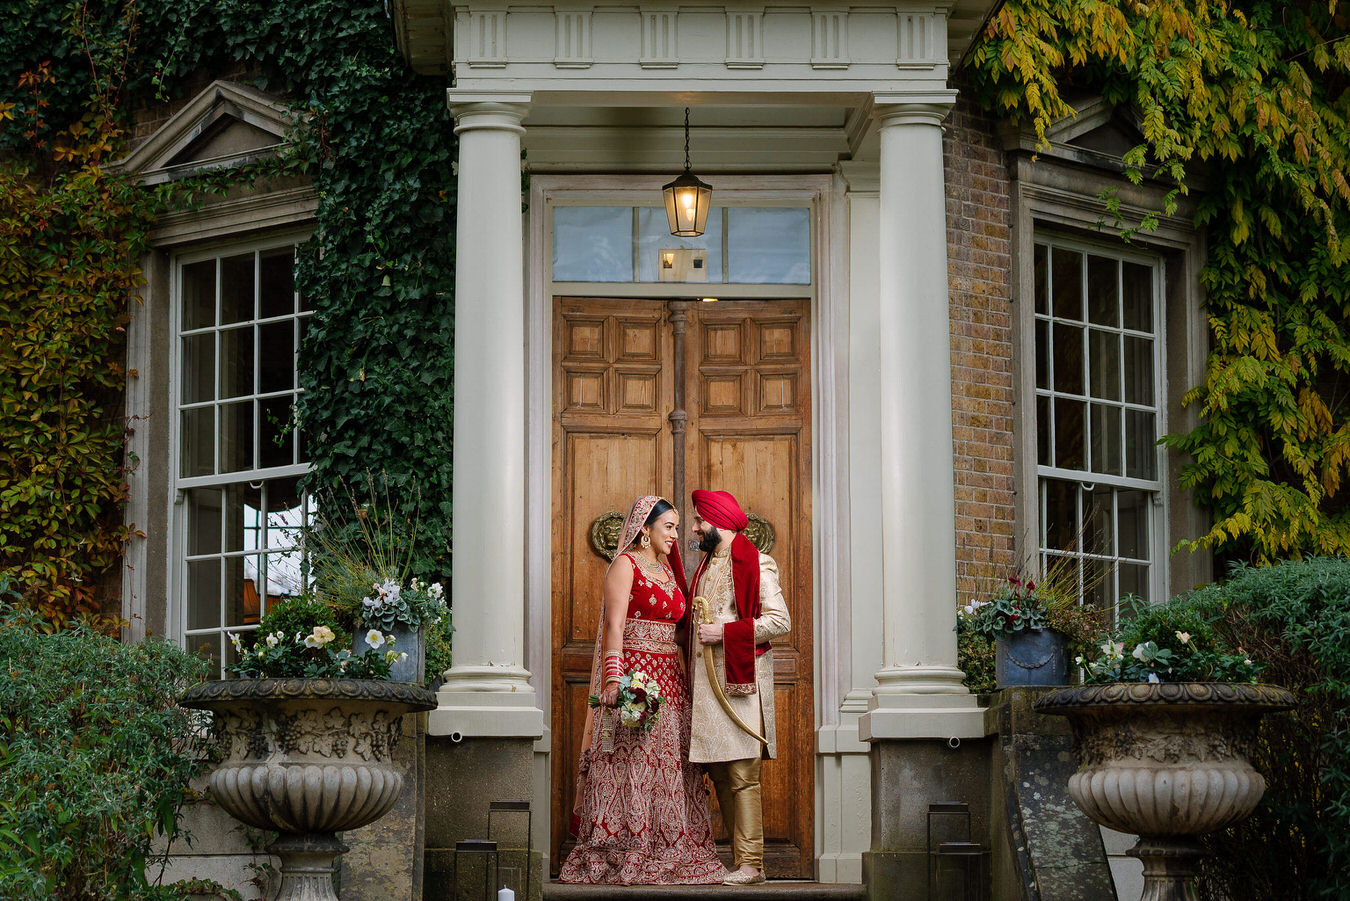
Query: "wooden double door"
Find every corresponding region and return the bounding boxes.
[550,296,814,878]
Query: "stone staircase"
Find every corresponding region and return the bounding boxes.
[542,882,868,901]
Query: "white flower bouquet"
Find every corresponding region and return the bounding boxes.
[589,668,664,733]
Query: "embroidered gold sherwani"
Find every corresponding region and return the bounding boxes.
[688,548,792,763]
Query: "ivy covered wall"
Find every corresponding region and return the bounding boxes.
[0,0,456,623]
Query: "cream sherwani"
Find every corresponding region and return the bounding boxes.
[688,548,792,763]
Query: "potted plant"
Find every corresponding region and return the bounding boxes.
[308,483,450,685]
[959,574,1099,687]
[181,597,437,901]
[1033,597,1295,901]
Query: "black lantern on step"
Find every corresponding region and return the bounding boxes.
[663,107,712,237]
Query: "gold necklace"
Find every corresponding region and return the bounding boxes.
[632,553,672,582]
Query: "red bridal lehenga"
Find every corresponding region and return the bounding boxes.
[559,550,726,884]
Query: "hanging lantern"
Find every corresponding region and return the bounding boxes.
[663,107,713,237]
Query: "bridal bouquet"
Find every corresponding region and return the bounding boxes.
[590,669,664,732]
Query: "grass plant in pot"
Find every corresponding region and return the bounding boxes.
[308,482,450,685]
[181,597,436,901]
[1033,597,1294,901]
[959,572,1100,687]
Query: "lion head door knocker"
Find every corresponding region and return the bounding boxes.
[589,511,627,560]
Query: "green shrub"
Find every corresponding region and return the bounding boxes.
[0,606,210,900]
[1184,558,1350,901]
[958,631,996,694]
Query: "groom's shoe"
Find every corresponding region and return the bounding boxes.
[723,869,766,885]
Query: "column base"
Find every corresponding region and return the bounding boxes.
[859,692,985,741]
[430,667,544,738]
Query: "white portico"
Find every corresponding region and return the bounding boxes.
[392,0,996,884]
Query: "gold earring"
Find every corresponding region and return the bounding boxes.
[640,533,651,549]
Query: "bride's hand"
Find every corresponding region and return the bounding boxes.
[600,684,620,707]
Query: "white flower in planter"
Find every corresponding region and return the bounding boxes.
[365,629,386,649]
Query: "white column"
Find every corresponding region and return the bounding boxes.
[859,94,983,741]
[430,92,543,739]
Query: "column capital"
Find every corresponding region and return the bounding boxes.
[447,90,532,133]
[871,90,957,128]
[838,161,879,195]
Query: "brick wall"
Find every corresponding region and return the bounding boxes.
[945,94,1017,602]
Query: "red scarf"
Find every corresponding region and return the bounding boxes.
[691,490,768,694]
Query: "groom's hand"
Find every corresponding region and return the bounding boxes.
[698,624,724,646]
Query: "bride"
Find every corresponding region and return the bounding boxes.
[559,496,726,884]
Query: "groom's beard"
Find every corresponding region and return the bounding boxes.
[698,526,722,554]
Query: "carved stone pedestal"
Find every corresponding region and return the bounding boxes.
[1035,682,1295,901]
[181,679,437,901]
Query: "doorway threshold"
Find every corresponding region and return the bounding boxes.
[543,882,866,901]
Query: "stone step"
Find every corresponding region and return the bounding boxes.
[542,881,868,901]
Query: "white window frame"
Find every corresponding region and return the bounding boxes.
[1032,233,1170,612]
[1031,232,1171,613]
[168,229,314,671]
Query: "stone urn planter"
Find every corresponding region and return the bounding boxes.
[181,678,437,901]
[995,628,1069,686]
[1034,682,1295,901]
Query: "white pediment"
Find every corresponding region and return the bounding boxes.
[1003,96,1146,168]
[115,81,297,184]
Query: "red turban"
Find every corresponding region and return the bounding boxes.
[690,489,766,697]
[691,489,749,531]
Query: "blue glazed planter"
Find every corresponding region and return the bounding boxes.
[353,623,425,684]
[995,628,1069,687]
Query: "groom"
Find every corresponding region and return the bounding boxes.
[688,489,792,886]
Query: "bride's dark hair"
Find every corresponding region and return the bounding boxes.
[643,498,675,528]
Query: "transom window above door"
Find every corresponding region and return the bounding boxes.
[551,205,811,285]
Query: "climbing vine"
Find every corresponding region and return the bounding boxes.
[965,0,1350,561]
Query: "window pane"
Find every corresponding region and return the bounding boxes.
[1054,397,1085,470]
[727,208,810,284]
[220,253,255,324]
[553,207,633,282]
[1090,403,1123,476]
[259,247,295,319]
[1037,395,1051,466]
[225,554,264,626]
[1089,328,1121,401]
[259,396,296,469]
[1087,255,1119,327]
[180,408,214,477]
[1088,485,1114,555]
[1035,319,1049,390]
[1052,322,1084,394]
[1122,261,1153,332]
[186,559,221,631]
[1052,247,1083,320]
[181,260,216,330]
[189,635,222,671]
[637,207,724,282]
[219,326,254,399]
[259,321,295,393]
[223,483,264,553]
[180,334,215,404]
[1118,562,1150,602]
[1124,335,1154,405]
[220,401,254,474]
[1042,479,1080,550]
[1117,489,1150,560]
[186,488,223,556]
[1034,244,1049,315]
[1126,410,1157,479]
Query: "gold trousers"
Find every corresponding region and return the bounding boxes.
[706,757,764,870]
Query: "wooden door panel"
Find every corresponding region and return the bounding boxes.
[551,297,813,879]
